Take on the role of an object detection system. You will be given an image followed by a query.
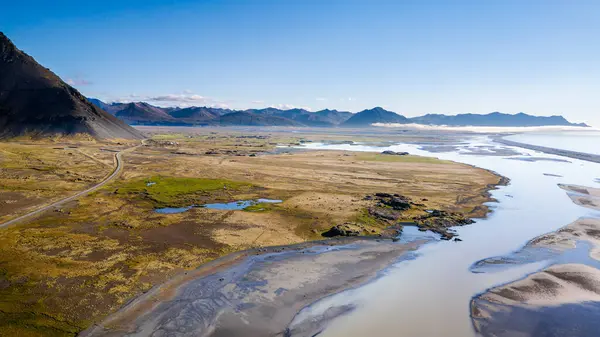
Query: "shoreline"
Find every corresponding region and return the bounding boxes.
[494,135,600,164]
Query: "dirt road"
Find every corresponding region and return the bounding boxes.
[0,147,131,228]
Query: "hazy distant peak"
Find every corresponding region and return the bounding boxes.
[409,112,585,127]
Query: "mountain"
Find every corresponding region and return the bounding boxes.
[276,109,352,127]
[314,109,353,125]
[218,111,302,126]
[252,108,351,127]
[244,107,289,116]
[112,102,176,125]
[0,33,143,139]
[87,98,113,112]
[341,107,409,127]
[410,112,589,127]
[168,106,229,122]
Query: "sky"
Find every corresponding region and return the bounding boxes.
[2,0,600,126]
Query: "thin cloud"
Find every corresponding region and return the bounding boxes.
[113,93,214,106]
[147,94,209,103]
[273,104,312,111]
[316,97,327,101]
[66,78,92,86]
[251,100,265,104]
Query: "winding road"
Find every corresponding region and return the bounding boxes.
[0,147,133,229]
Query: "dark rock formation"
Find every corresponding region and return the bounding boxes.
[322,224,361,237]
[381,150,409,156]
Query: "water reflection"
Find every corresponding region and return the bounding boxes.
[154,198,282,214]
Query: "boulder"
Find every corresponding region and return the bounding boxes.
[368,207,399,220]
[322,224,361,237]
[387,197,411,211]
[381,150,409,156]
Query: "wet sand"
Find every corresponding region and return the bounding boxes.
[471,186,600,336]
[472,264,600,337]
[559,184,600,212]
[82,237,425,337]
[495,136,600,164]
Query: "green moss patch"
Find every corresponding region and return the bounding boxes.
[243,202,279,213]
[353,208,385,227]
[112,176,254,206]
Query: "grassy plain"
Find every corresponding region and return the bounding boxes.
[0,127,501,336]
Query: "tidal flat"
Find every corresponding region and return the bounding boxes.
[0,127,501,336]
[471,185,600,337]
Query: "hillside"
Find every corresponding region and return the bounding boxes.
[0,33,143,139]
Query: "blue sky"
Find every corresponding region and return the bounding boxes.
[2,0,599,125]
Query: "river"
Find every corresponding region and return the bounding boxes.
[292,133,600,337]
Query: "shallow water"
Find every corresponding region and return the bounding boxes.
[154,198,282,214]
[293,133,600,337]
[506,130,600,156]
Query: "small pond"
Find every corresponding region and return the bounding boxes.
[155,198,282,214]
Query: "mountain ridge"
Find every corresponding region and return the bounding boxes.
[410,112,589,127]
[87,99,589,128]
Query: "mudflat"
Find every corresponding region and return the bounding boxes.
[471,186,600,337]
[83,238,423,337]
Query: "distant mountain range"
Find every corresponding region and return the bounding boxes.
[89,99,353,127]
[410,112,589,127]
[0,33,143,139]
[89,99,589,128]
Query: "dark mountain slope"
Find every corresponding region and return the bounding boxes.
[0,33,143,139]
[341,107,409,127]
